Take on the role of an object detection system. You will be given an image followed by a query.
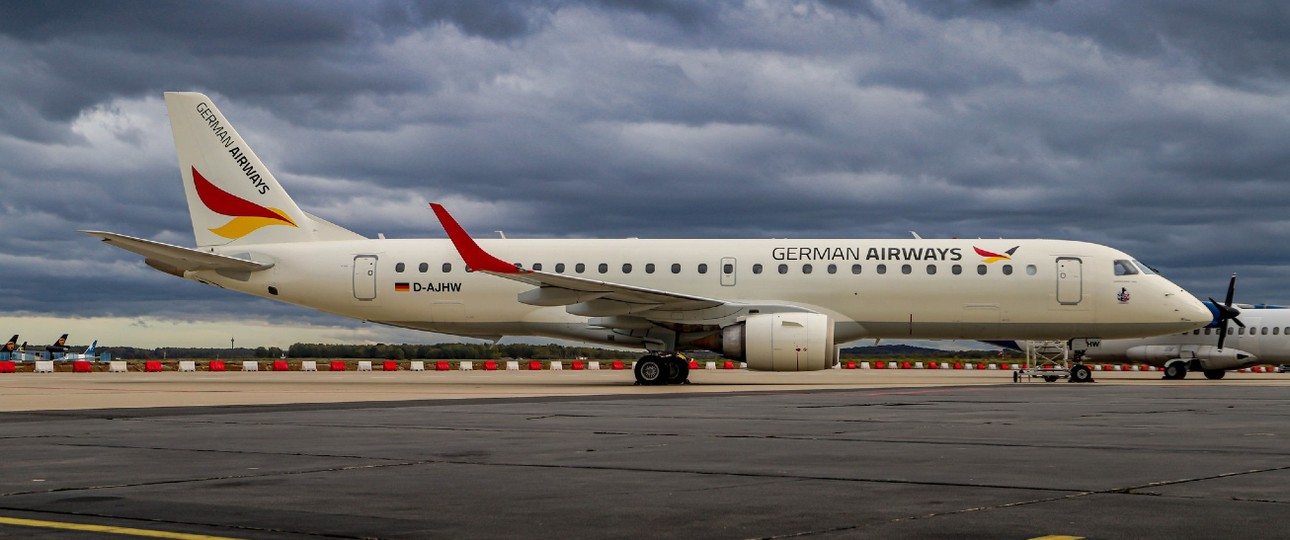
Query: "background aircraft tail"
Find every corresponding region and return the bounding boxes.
[2,335,16,353]
[46,333,68,353]
[164,92,362,247]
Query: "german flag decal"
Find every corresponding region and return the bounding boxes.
[394,283,410,292]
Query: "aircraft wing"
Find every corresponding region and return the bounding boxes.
[80,231,273,274]
[430,204,795,320]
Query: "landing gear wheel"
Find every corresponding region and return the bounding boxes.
[1204,369,1226,380]
[1069,364,1093,383]
[664,356,690,385]
[633,356,666,386]
[1042,376,1058,383]
[1164,363,1188,380]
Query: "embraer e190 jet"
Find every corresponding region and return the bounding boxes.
[85,93,1212,385]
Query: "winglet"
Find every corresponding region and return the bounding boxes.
[430,203,525,274]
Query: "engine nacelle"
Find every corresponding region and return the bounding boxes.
[716,313,836,371]
[1124,345,1182,363]
[1125,345,1256,371]
[1193,346,1257,371]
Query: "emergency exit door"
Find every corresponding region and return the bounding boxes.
[353,255,377,300]
[720,257,736,286]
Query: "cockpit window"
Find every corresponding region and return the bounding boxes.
[1131,260,1156,275]
[1113,260,1139,276]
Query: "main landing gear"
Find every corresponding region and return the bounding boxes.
[633,354,691,386]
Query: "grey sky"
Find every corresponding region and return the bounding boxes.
[3,1,1289,347]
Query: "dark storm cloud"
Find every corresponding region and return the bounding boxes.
[908,0,1290,88]
[3,0,1290,343]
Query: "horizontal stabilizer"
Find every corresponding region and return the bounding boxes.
[80,231,273,274]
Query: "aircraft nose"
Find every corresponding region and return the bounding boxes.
[1178,293,1214,325]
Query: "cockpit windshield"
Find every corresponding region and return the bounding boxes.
[1131,260,1157,275]
[1113,260,1139,276]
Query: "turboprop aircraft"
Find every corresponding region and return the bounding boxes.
[83,92,1213,385]
[993,276,1277,381]
[1074,275,1287,380]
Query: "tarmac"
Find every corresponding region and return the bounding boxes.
[2,369,1290,538]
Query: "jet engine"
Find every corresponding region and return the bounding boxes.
[1125,345,1256,371]
[698,312,836,371]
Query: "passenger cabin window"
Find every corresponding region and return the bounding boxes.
[778,264,788,275]
[802,264,813,275]
[901,264,911,275]
[828,264,837,274]
[926,264,936,275]
[952,264,962,275]
[1002,264,1013,276]
[671,263,681,274]
[1275,328,1281,335]
[1263,327,1269,335]
[442,263,452,273]
[723,263,734,274]
[1113,260,1139,276]
[876,264,887,275]
[418,263,428,273]
[1026,264,1037,275]
[977,264,987,275]
[532,263,543,271]
[395,263,405,273]
[576,263,586,273]
[555,263,566,273]
[697,263,708,274]
[851,264,861,275]
[623,263,632,274]
[645,263,655,274]
[753,264,763,274]
[598,263,608,274]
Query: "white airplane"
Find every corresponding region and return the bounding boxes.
[60,340,100,362]
[83,92,1212,385]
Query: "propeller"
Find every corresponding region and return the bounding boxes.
[1207,273,1243,350]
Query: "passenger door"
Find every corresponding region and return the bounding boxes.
[1056,257,1082,305]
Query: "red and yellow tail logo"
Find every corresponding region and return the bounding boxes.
[193,167,297,239]
[974,246,1019,264]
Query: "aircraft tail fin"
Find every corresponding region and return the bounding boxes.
[163,92,363,247]
[85,340,97,356]
[2,335,16,353]
[47,334,68,354]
